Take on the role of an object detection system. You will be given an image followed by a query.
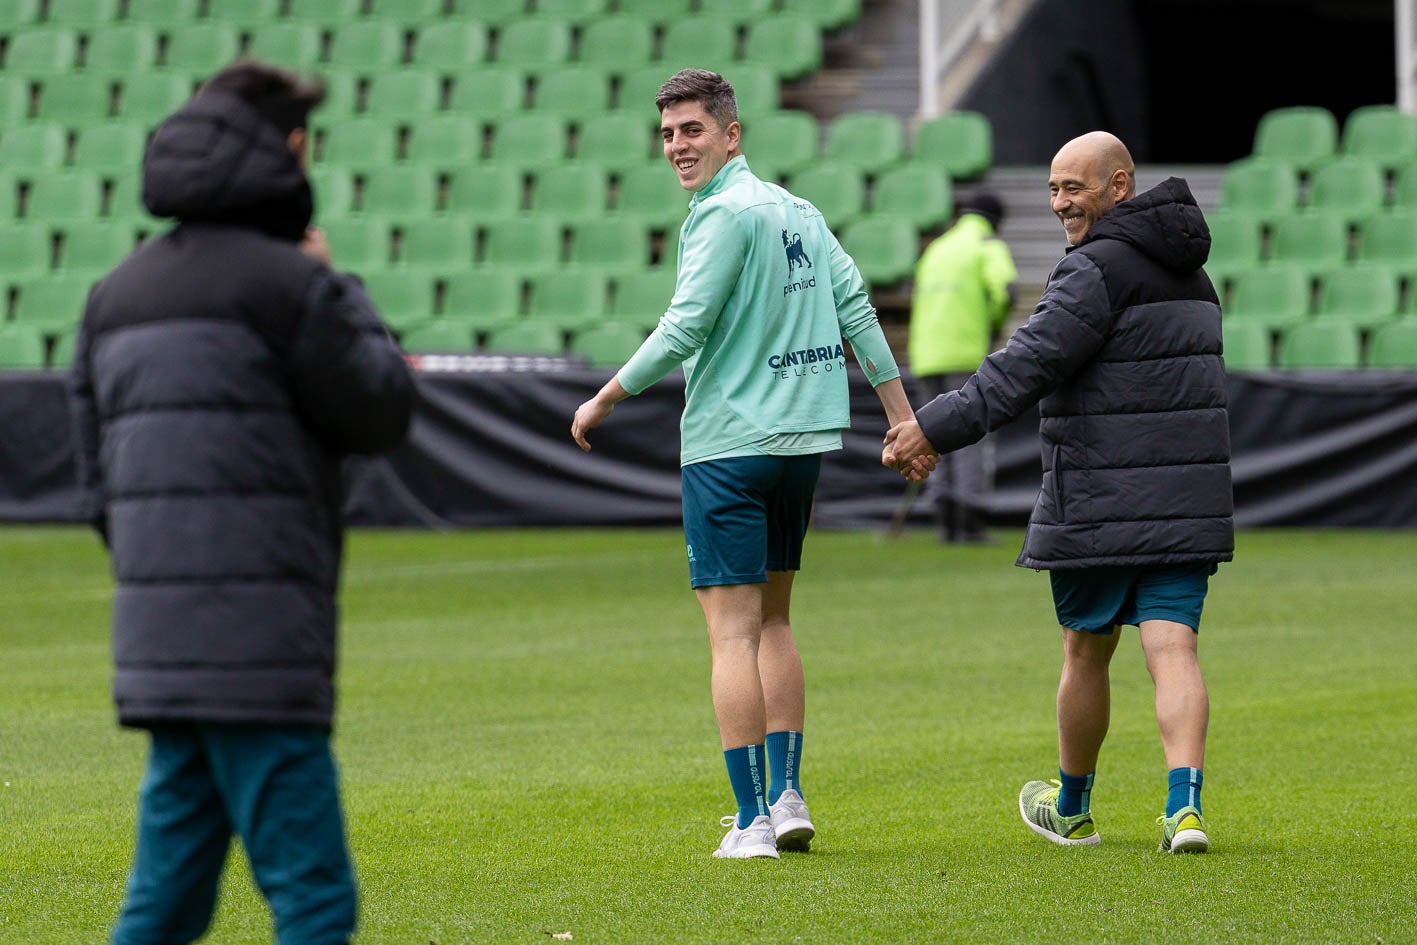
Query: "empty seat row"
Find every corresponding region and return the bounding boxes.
[1206,209,1417,274]
[1220,156,1417,221]
[1218,262,1417,329]
[1224,319,1417,370]
[1252,104,1417,173]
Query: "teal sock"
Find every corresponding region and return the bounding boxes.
[1167,766,1203,817]
[723,744,768,828]
[1057,769,1094,817]
[765,730,802,805]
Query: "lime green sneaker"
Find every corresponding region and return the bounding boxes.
[1158,806,1209,853]
[1018,779,1101,846]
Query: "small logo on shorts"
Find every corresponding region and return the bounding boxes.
[686,544,696,562]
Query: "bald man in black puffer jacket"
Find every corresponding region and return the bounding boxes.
[70,60,413,945]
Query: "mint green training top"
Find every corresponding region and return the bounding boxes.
[616,156,901,466]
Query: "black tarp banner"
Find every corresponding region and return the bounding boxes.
[5,366,1417,529]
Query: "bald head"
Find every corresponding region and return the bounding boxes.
[1048,132,1136,245]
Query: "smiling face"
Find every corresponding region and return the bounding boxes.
[660,99,741,193]
[1048,133,1135,245]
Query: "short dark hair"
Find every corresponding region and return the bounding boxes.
[201,58,325,136]
[655,68,738,131]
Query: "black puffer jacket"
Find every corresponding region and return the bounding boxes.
[916,178,1234,570]
[69,90,415,728]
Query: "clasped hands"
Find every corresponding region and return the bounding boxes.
[882,419,940,483]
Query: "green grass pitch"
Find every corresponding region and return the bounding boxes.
[1,525,1414,943]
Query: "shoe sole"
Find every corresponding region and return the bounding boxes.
[1168,828,1209,854]
[713,844,780,859]
[774,818,814,852]
[1018,794,1101,847]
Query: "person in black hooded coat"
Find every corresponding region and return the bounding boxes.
[69,60,414,945]
[884,132,1233,855]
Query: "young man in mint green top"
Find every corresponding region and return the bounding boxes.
[572,69,921,860]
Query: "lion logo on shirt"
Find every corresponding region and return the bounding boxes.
[782,230,813,276]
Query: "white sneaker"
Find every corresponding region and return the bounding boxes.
[713,814,780,859]
[769,789,815,852]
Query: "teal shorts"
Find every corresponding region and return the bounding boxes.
[1050,563,1218,634]
[680,454,822,589]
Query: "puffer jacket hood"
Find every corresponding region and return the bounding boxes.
[142,90,313,241]
[1075,176,1210,274]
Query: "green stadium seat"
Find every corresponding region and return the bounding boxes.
[1203,211,1264,280]
[1277,319,1361,369]
[442,268,522,324]
[578,16,654,70]
[612,161,686,230]
[13,276,90,332]
[1305,157,1384,223]
[406,115,483,167]
[117,73,194,123]
[484,320,564,356]
[699,0,772,19]
[33,73,115,123]
[245,22,322,70]
[447,0,527,25]
[529,169,609,221]
[743,16,822,81]
[445,164,524,219]
[319,118,399,166]
[58,222,138,276]
[1355,209,1417,275]
[203,0,279,27]
[1313,263,1399,328]
[911,111,993,179]
[0,123,67,171]
[825,111,905,174]
[0,224,53,280]
[0,171,21,218]
[1221,320,1272,370]
[397,218,475,269]
[715,64,778,117]
[162,22,241,72]
[365,0,445,22]
[0,325,48,370]
[1253,106,1338,173]
[361,269,437,331]
[489,114,569,165]
[1341,104,1417,171]
[85,25,160,73]
[1219,158,1298,220]
[1226,263,1312,329]
[0,76,31,124]
[411,21,489,69]
[576,112,657,171]
[617,65,676,117]
[319,72,360,120]
[525,270,609,328]
[364,70,442,116]
[400,319,476,352]
[285,0,362,21]
[537,0,608,20]
[42,0,119,26]
[1269,212,1349,267]
[323,218,390,268]
[611,268,674,327]
[125,0,200,21]
[1367,319,1417,368]
[480,218,562,267]
[614,0,691,24]
[787,162,865,226]
[572,321,647,368]
[840,216,918,286]
[309,165,355,219]
[568,218,650,271]
[743,110,818,180]
[23,172,103,223]
[50,328,76,367]
[0,0,41,24]
[659,18,737,75]
[104,174,161,224]
[871,162,953,230]
[447,68,525,116]
[4,28,80,74]
[534,67,612,116]
[358,166,438,216]
[327,21,406,69]
[493,18,572,73]
[780,0,860,29]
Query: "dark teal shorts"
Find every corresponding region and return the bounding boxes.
[1050,563,1218,634]
[680,454,822,589]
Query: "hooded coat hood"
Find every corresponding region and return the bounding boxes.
[142,90,313,241]
[1076,176,1211,274]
